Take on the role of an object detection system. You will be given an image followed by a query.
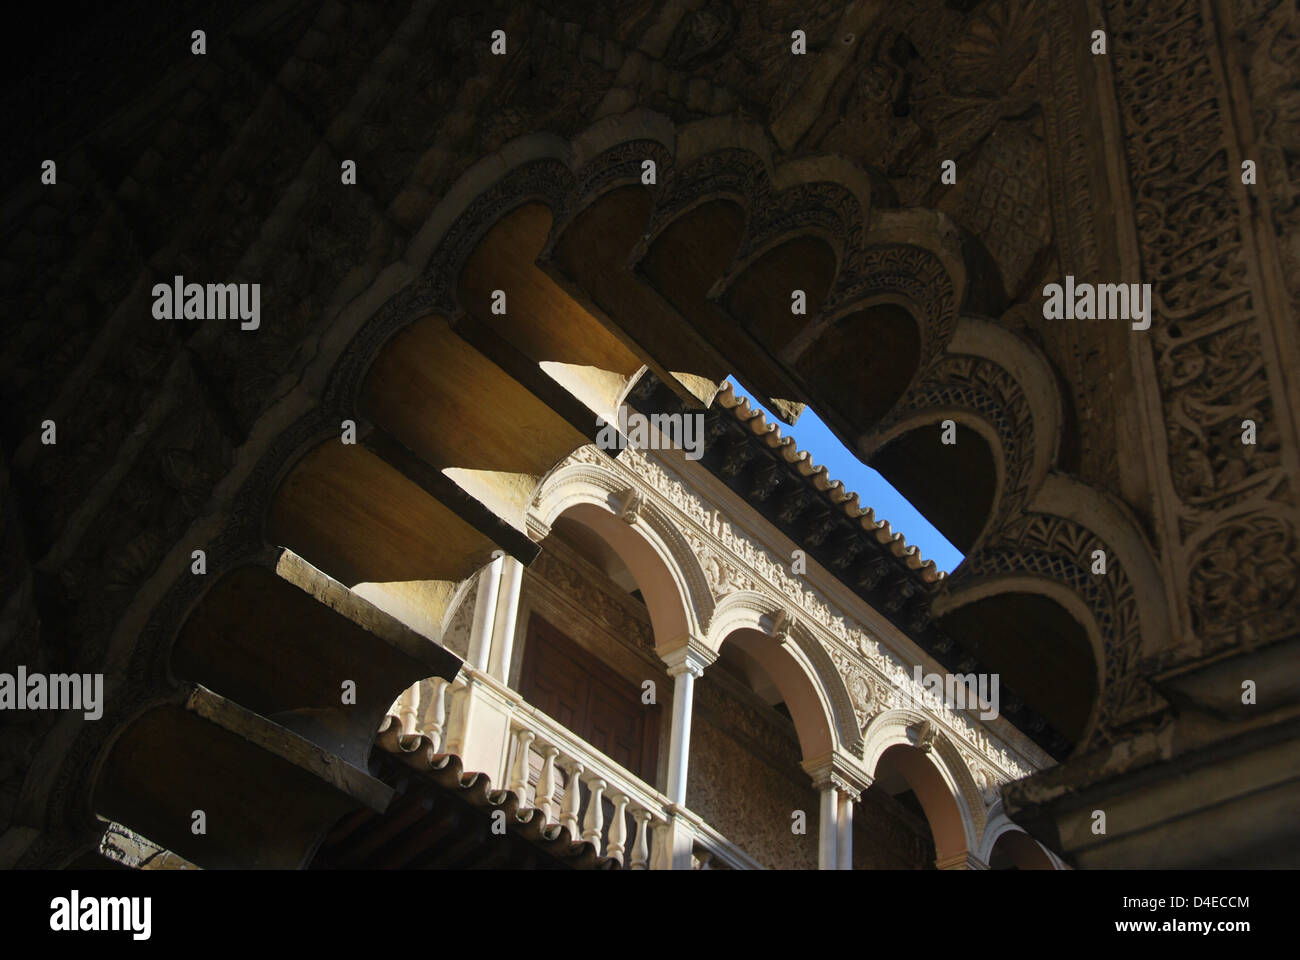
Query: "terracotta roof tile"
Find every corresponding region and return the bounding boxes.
[372,718,619,869]
[715,381,946,585]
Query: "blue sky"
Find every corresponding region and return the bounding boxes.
[726,377,964,573]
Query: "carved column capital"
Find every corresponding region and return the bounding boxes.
[802,750,873,799]
[659,636,718,678]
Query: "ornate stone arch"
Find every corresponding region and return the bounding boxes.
[932,524,1111,746]
[857,315,1061,551]
[526,450,715,644]
[934,475,1168,749]
[947,315,1064,506]
[629,147,766,267]
[569,109,678,176]
[701,591,861,760]
[711,180,858,291]
[861,707,984,860]
[815,206,965,366]
[980,803,1067,869]
[553,133,677,250]
[325,165,579,415]
[584,115,966,385]
[860,404,1010,553]
[127,407,345,695]
[1029,473,1172,667]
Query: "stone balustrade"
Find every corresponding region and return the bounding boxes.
[388,670,762,869]
[503,716,668,868]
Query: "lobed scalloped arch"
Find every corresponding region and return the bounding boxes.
[854,307,1171,749]
[308,109,967,432]
[980,802,1068,869]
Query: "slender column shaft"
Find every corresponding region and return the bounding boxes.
[582,777,607,850]
[665,667,697,806]
[607,793,629,865]
[490,556,524,684]
[396,684,419,739]
[560,762,584,841]
[818,785,839,870]
[837,790,853,870]
[467,553,504,673]
[508,729,535,807]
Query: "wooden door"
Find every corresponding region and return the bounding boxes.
[518,614,660,784]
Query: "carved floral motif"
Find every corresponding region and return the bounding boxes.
[1106,0,1299,660]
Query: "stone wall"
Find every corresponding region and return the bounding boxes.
[690,672,932,870]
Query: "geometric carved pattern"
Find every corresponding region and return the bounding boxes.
[942,511,1155,747]
[949,118,1053,298]
[867,351,1037,536]
[646,148,961,375]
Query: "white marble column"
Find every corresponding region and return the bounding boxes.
[489,555,524,684]
[804,754,871,872]
[665,660,701,806]
[818,784,839,870]
[467,552,504,673]
[836,789,855,870]
[446,552,515,782]
[657,641,715,869]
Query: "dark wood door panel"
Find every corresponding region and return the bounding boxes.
[520,614,660,784]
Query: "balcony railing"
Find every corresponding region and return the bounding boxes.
[388,669,762,869]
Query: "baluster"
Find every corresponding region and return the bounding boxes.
[443,680,470,756]
[427,678,448,753]
[507,728,535,807]
[629,808,652,869]
[535,745,560,824]
[582,777,606,853]
[398,683,420,739]
[560,762,585,841]
[606,793,629,865]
